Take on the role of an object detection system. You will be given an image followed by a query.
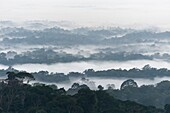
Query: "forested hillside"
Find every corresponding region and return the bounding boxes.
[0,74,165,113]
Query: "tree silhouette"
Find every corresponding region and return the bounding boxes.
[6,72,35,85]
[120,79,138,90]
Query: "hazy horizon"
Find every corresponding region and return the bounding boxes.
[0,0,170,30]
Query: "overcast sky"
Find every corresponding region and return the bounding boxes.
[0,0,170,29]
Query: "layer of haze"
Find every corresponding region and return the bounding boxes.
[9,60,170,74]
[0,0,170,29]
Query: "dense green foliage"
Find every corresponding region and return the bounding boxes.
[107,80,170,109]
[0,81,164,113]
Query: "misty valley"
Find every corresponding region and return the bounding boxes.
[1,21,170,113]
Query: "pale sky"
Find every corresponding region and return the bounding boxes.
[0,0,170,29]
